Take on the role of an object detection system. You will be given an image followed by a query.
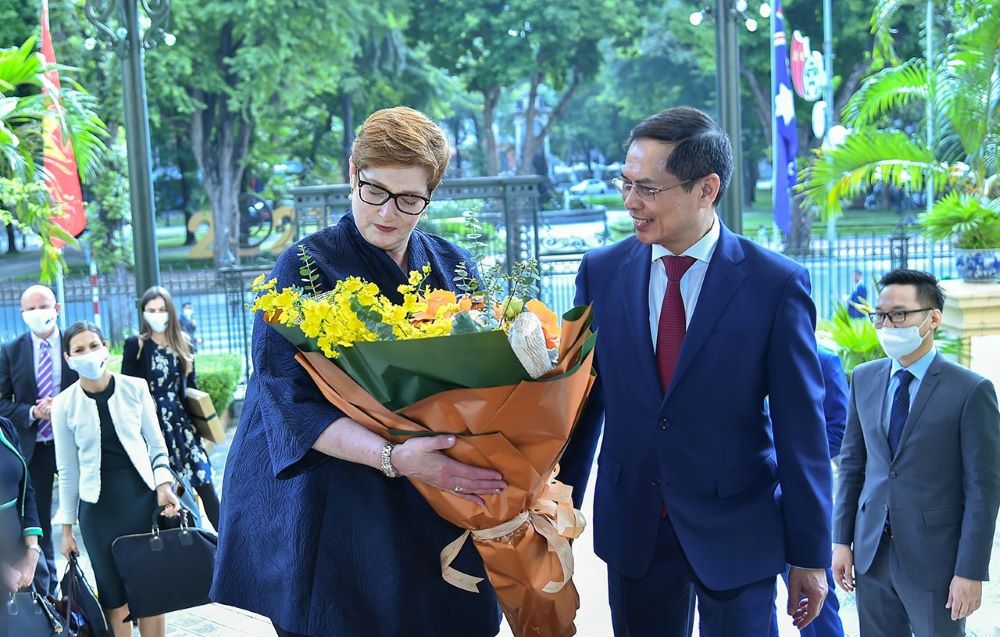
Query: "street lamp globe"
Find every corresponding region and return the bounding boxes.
[689,10,704,26]
[759,2,771,18]
[745,18,758,32]
[735,0,748,12]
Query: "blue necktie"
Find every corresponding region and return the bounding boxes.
[887,369,914,458]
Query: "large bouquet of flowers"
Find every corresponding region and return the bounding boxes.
[250,252,596,637]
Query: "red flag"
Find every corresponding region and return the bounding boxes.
[40,0,87,248]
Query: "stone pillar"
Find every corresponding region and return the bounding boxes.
[939,280,1000,384]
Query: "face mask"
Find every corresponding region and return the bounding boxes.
[22,308,57,335]
[67,348,109,381]
[877,314,931,360]
[144,312,169,333]
[182,309,194,320]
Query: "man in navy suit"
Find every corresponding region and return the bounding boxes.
[561,107,832,636]
[768,346,848,637]
[0,285,78,594]
[847,270,868,319]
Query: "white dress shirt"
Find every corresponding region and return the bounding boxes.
[648,216,721,347]
[883,346,937,432]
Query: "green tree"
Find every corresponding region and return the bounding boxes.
[410,0,637,176]
[799,0,999,239]
[145,0,370,266]
[0,36,107,280]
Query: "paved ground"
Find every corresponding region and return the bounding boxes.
[47,391,1000,636]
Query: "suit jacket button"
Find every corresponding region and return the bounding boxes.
[651,478,661,486]
[659,419,670,430]
[889,471,897,479]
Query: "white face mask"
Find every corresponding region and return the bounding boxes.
[67,348,109,381]
[182,308,194,320]
[877,314,932,361]
[22,308,57,335]
[144,312,169,333]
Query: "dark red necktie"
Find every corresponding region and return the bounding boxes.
[656,255,696,393]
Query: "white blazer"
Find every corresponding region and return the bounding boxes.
[51,373,174,525]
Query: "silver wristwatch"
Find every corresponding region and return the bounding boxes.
[380,442,398,478]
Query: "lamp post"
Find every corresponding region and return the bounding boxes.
[84,0,172,297]
[715,0,743,234]
[690,1,766,235]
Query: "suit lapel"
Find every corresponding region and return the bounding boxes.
[17,333,36,395]
[865,359,892,457]
[618,241,660,396]
[897,352,944,454]
[665,225,746,400]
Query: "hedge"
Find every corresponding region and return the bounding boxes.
[106,351,242,417]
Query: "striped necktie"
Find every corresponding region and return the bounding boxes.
[36,340,54,442]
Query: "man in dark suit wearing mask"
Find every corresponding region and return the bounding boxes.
[0,284,78,593]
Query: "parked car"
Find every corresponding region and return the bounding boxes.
[569,178,610,194]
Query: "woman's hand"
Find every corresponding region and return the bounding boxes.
[61,525,79,560]
[3,563,20,593]
[392,436,507,506]
[12,543,39,590]
[156,483,181,518]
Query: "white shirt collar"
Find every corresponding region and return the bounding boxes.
[30,329,60,351]
[651,215,721,264]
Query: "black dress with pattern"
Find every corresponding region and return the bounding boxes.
[122,337,213,488]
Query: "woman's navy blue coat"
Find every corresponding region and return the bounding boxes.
[211,215,501,636]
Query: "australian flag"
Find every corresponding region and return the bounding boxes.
[773,0,797,235]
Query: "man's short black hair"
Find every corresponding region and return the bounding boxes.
[625,106,733,206]
[877,269,946,310]
[182,302,193,308]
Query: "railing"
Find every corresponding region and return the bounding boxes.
[0,213,957,381]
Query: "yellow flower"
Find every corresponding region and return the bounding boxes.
[251,274,277,293]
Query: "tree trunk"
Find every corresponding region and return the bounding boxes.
[177,135,195,246]
[481,87,501,176]
[190,87,253,267]
[518,69,582,176]
[449,117,464,177]
[742,66,772,143]
[341,92,355,181]
[786,195,812,256]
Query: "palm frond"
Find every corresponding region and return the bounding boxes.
[843,59,928,126]
[799,130,946,219]
[918,191,1000,247]
[870,0,919,68]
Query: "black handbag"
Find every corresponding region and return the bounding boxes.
[5,587,68,637]
[59,553,110,637]
[110,506,217,621]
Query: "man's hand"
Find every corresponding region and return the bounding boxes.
[787,566,828,629]
[32,397,53,420]
[946,575,982,620]
[832,543,855,592]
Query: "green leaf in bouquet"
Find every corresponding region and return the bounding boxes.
[335,330,531,410]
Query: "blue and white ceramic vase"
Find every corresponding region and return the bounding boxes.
[955,248,1000,282]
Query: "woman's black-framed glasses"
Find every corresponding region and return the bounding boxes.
[355,171,431,215]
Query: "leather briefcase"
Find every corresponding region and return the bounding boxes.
[110,506,217,621]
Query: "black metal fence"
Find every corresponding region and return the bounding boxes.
[0,173,958,380]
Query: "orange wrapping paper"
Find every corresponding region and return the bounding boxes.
[292,308,596,637]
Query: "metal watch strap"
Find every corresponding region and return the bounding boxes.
[380,442,398,478]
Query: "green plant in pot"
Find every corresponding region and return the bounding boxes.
[919,190,1000,282]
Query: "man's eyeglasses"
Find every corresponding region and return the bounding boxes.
[867,308,935,325]
[356,171,431,215]
[611,177,697,201]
